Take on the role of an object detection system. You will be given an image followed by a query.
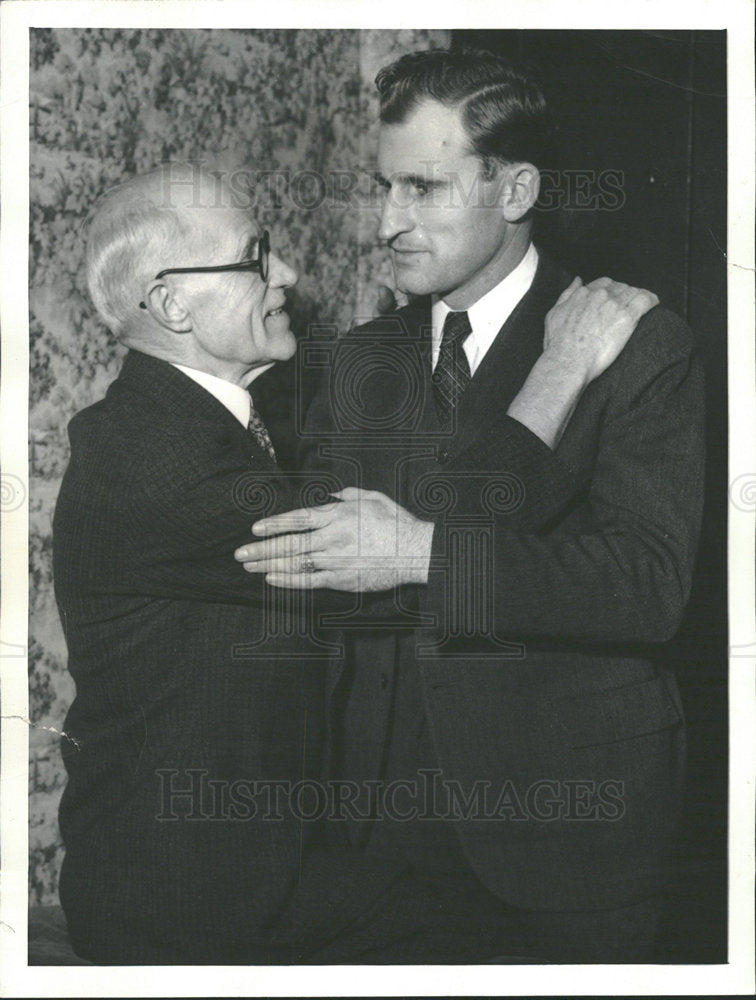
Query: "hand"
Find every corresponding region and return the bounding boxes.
[543,276,659,386]
[375,283,397,316]
[507,277,658,450]
[233,487,435,591]
[374,283,419,317]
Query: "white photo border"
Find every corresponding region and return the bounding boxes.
[2,1,753,996]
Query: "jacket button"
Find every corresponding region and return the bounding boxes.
[438,448,449,464]
[380,672,389,690]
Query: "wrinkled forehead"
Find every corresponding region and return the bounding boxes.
[147,169,258,255]
[180,202,258,258]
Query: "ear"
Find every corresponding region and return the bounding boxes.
[142,280,193,333]
[500,162,540,222]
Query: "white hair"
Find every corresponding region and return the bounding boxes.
[84,164,216,337]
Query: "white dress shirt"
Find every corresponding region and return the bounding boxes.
[171,363,273,428]
[431,243,539,375]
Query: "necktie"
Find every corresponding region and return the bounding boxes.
[247,404,276,461]
[432,310,472,426]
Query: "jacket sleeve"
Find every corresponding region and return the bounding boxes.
[422,309,706,643]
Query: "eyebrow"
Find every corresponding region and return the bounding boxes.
[238,233,259,261]
[373,171,446,189]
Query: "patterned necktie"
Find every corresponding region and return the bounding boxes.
[432,310,472,427]
[247,404,276,461]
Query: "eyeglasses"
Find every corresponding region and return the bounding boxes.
[139,230,270,309]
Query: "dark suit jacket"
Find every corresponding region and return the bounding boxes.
[54,349,480,964]
[300,251,705,911]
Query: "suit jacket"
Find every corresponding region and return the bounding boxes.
[54,349,471,964]
[300,251,705,911]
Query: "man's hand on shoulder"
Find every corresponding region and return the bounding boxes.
[507,277,659,450]
[544,276,659,383]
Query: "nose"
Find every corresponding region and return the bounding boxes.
[267,252,298,289]
[378,188,414,243]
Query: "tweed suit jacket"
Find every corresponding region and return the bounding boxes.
[300,251,706,911]
[54,349,476,965]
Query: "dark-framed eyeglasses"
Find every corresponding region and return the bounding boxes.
[139,230,270,309]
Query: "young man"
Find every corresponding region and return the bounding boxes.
[237,49,705,962]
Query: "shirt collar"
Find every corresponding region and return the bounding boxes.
[431,243,539,374]
[171,363,273,428]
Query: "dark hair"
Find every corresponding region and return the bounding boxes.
[375,47,556,174]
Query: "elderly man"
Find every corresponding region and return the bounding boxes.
[236,48,705,963]
[53,164,486,964]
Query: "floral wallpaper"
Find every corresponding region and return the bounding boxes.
[28,27,449,905]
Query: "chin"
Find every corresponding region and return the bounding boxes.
[394,271,430,298]
[398,280,436,300]
[262,314,296,352]
[393,263,445,299]
[271,330,298,360]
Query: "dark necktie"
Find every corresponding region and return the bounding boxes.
[247,404,276,461]
[432,310,472,426]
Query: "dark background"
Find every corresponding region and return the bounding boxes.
[454,29,728,964]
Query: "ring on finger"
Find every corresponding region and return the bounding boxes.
[300,556,316,574]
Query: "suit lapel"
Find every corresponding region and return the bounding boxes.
[367,296,436,433]
[386,255,572,462]
[116,350,278,467]
[454,252,572,450]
